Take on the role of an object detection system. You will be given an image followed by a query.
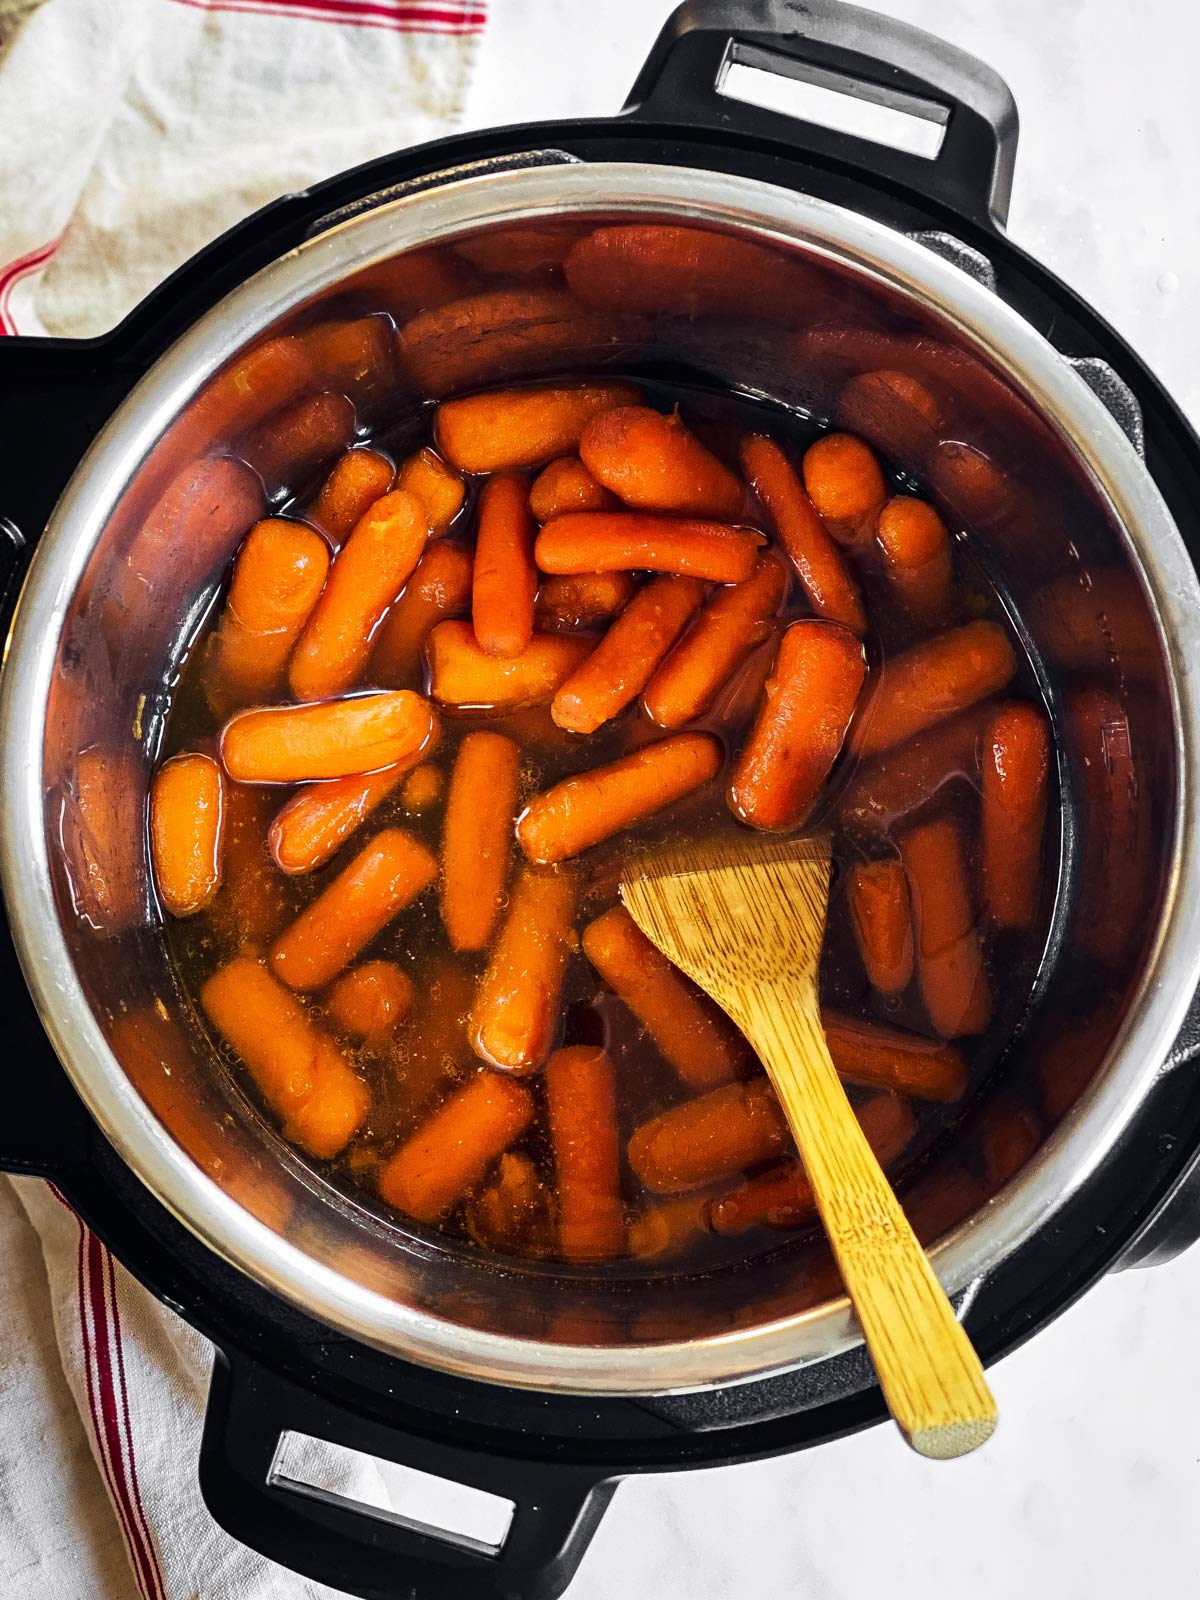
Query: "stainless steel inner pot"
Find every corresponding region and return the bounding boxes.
[3,160,1198,1395]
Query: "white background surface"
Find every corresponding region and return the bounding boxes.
[455,4,1200,1597]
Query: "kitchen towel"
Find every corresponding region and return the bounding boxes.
[0,0,485,1593]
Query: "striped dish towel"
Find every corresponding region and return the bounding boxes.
[0,0,485,1593]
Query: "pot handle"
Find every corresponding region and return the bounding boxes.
[200,1350,617,1600]
[624,0,1019,230]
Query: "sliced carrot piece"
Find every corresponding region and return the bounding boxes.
[545,1045,625,1261]
[642,553,787,729]
[470,865,578,1073]
[579,405,743,519]
[426,621,591,712]
[875,496,955,629]
[400,761,444,812]
[222,691,436,783]
[326,960,414,1046]
[981,703,1051,931]
[472,472,537,659]
[900,814,992,1038]
[440,732,521,952]
[370,541,473,688]
[582,907,747,1090]
[529,457,616,522]
[739,435,865,634]
[289,490,429,701]
[396,446,465,534]
[270,829,437,990]
[837,705,989,835]
[268,760,416,876]
[309,447,395,546]
[801,432,887,546]
[534,571,635,631]
[628,1079,788,1193]
[536,511,762,583]
[150,753,225,917]
[846,859,914,995]
[377,1072,534,1222]
[436,382,642,473]
[854,620,1016,758]
[822,1012,967,1102]
[729,620,865,832]
[551,575,704,733]
[519,732,722,864]
[201,955,368,1158]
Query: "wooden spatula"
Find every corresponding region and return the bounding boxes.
[621,831,997,1459]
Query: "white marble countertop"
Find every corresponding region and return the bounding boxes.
[456,5,1200,1596]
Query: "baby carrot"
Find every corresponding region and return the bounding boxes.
[396,446,465,533]
[241,392,356,498]
[905,1166,990,1249]
[642,553,787,728]
[370,541,473,687]
[980,1100,1043,1189]
[426,621,592,712]
[150,753,225,918]
[551,575,705,733]
[837,705,989,835]
[473,472,537,658]
[545,1045,625,1261]
[579,405,743,519]
[465,1151,546,1254]
[301,314,398,410]
[435,382,642,473]
[628,1079,788,1193]
[440,731,521,951]
[268,759,417,875]
[377,1072,535,1222]
[470,865,578,1073]
[529,457,616,522]
[326,960,414,1046]
[454,221,584,279]
[222,691,435,783]
[854,620,1016,758]
[900,814,992,1038]
[518,732,722,864]
[582,907,747,1090]
[271,828,437,990]
[400,761,443,812]
[378,954,479,1138]
[928,441,1011,525]
[289,490,429,701]
[309,448,395,545]
[846,858,914,995]
[836,369,942,461]
[801,432,888,546]
[214,781,290,944]
[201,955,369,1158]
[534,572,635,631]
[728,620,866,832]
[738,435,865,635]
[205,519,330,708]
[981,703,1051,931]
[822,1012,967,1102]
[628,1191,717,1260]
[1030,569,1160,680]
[875,496,955,629]
[535,512,762,583]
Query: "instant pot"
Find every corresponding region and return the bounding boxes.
[4,3,1200,1596]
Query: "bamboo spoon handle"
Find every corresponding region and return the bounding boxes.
[743,989,997,1459]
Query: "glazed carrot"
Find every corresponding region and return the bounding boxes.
[370,541,473,687]
[900,815,992,1038]
[268,760,416,875]
[377,1072,534,1222]
[465,1151,546,1253]
[545,1045,625,1261]
[738,435,865,635]
[396,446,466,534]
[529,457,616,522]
[344,246,475,322]
[326,960,415,1045]
[980,1100,1042,1189]
[375,953,479,1138]
[846,859,914,995]
[582,907,746,1090]
[440,732,521,952]
[837,705,989,834]
[822,1012,967,1102]
[271,829,437,990]
[854,620,1016,758]
[472,473,537,658]
[470,866,578,1073]
[241,392,356,497]
[836,369,942,462]
[535,512,762,583]
[875,496,955,629]
[150,753,225,917]
[201,955,368,1158]
[194,335,315,445]
[436,382,642,473]
[401,762,443,812]
[289,490,429,700]
[801,432,888,546]
[534,571,635,631]
[728,620,865,832]
[215,781,290,944]
[222,691,435,782]
[426,621,592,712]
[981,703,1051,930]
[1030,569,1160,679]
[454,221,584,278]
[579,405,743,519]
[627,1191,717,1260]
[642,554,787,728]
[309,448,395,545]
[301,314,398,410]
[518,732,722,864]
[928,441,1011,525]
[551,575,704,733]
[205,519,330,707]
[628,1079,788,1193]
[904,1166,989,1248]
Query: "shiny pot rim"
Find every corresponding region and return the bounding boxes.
[3,160,1198,1396]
